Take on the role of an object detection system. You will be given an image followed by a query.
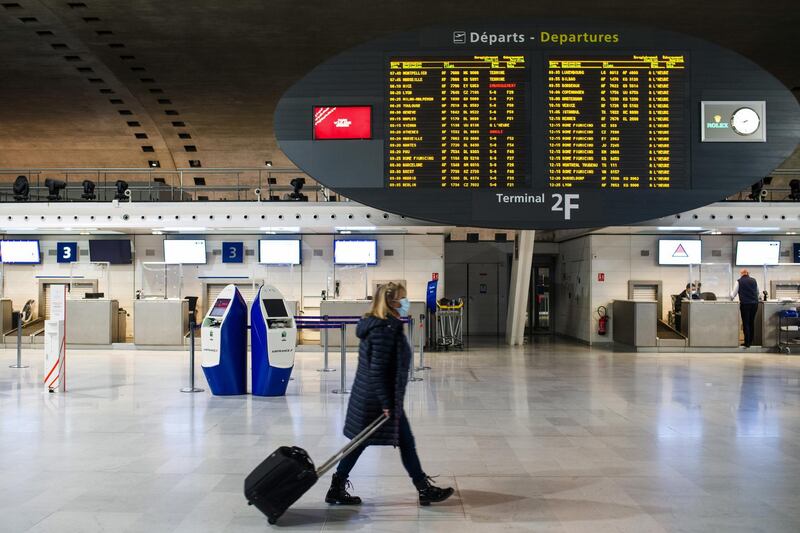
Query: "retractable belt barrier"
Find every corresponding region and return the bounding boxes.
[293,315,427,392]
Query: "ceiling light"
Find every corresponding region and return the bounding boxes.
[657,226,703,231]
[159,226,207,232]
[259,226,300,233]
[736,227,781,233]
[336,226,377,232]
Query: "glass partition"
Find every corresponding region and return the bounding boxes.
[141,262,183,299]
[687,263,733,301]
[765,263,800,300]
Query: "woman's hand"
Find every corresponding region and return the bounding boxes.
[383,409,391,418]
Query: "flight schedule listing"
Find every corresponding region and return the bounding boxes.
[387,56,528,188]
[547,55,688,189]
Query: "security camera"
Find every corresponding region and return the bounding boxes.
[254,188,262,201]
[124,189,132,198]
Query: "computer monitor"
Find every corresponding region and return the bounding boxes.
[334,240,377,265]
[736,241,781,266]
[164,239,207,264]
[0,240,41,264]
[258,239,301,265]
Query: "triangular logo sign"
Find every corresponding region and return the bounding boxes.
[672,244,689,258]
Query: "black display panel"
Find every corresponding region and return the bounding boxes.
[387,55,529,189]
[274,21,800,229]
[547,54,689,189]
[89,239,132,264]
[263,299,288,318]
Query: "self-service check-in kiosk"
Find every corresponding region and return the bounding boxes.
[251,284,297,396]
[201,284,247,395]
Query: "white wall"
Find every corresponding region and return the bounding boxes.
[1,233,445,340]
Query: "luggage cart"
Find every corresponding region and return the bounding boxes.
[435,298,464,350]
[777,309,800,354]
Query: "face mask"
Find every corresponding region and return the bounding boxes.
[397,297,410,317]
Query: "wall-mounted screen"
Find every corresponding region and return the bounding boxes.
[164,239,207,264]
[736,241,781,266]
[313,106,372,140]
[263,299,288,317]
[0,240,41,264]
[658,239,702,265]
[259,240,301,265]
[89,239,132,264]
[334,240,377,265]
[209,298,230,317]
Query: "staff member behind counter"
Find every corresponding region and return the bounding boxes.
[730,269,759,348]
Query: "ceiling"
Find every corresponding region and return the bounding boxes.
[0,0,797,173]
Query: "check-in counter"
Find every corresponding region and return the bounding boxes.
[0,298,12,335]
[319,299,426,347]
[612,299,657,347]
[681,300,739,347]
[755,300,800,348]
[66,299,119,344]
[134,299,189,345]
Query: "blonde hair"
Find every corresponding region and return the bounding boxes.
[366,282,406,319]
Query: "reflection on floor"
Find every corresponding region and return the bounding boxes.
[1,337,799,532]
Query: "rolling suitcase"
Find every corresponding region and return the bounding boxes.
[244,414,388,525]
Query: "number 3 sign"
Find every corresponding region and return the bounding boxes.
[222,242,244,263]
[56,242,78,263]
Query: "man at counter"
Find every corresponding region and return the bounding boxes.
[730,269,759,348]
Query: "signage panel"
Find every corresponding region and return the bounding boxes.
[274,20,800,229]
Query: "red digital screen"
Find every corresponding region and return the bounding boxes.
[209,298,231,317]
[313,106,372,140]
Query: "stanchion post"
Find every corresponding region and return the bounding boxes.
[9,311,28,369]
[416,313,431,371]
[317,315,335,372]
[181,320,204,393]
[332,323,349,394]
[408,316,422,382]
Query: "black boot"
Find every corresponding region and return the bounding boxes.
[414,476,454,506]
[325,473,362,505]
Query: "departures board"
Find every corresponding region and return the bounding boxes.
[274,21,800,229]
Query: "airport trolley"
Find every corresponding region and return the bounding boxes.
[777,309,800,354]
[434,298,464,351]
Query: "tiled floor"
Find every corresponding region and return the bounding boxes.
[1,338,799,532]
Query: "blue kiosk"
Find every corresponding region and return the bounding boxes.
[250,284,297,396]
[201,284,248,395]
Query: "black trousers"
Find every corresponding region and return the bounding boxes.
[336,414,425,484]
[740,303,758,347]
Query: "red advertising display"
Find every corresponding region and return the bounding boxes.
[313,106,372,140]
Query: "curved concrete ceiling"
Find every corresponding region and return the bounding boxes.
[0,0,797,170]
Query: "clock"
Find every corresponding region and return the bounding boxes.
[730,107,760,135]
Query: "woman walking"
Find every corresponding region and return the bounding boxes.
[325,282,454,506]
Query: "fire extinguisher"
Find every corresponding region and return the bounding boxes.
[597,306,609,335]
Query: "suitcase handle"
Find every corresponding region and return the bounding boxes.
[315,414,390,477]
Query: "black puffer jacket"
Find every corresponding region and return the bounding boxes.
[343,314,411,446]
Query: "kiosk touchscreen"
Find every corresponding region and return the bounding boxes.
[201,284,247,395]
[250,284,297,396]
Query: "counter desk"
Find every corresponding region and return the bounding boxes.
[318,300,426,347]
[66,299,121,344]
[612,299,657,347]
[755,300,800,348]
[0,298,12,335]
[134,299,189,345]
[681,300,740,348]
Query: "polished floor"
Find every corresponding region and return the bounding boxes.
[1,339,799,532]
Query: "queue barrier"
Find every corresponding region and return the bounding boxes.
[180,315,429,395]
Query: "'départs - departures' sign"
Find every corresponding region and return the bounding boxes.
[274,20,800,229]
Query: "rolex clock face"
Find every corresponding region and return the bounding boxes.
[731,107,760,135]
